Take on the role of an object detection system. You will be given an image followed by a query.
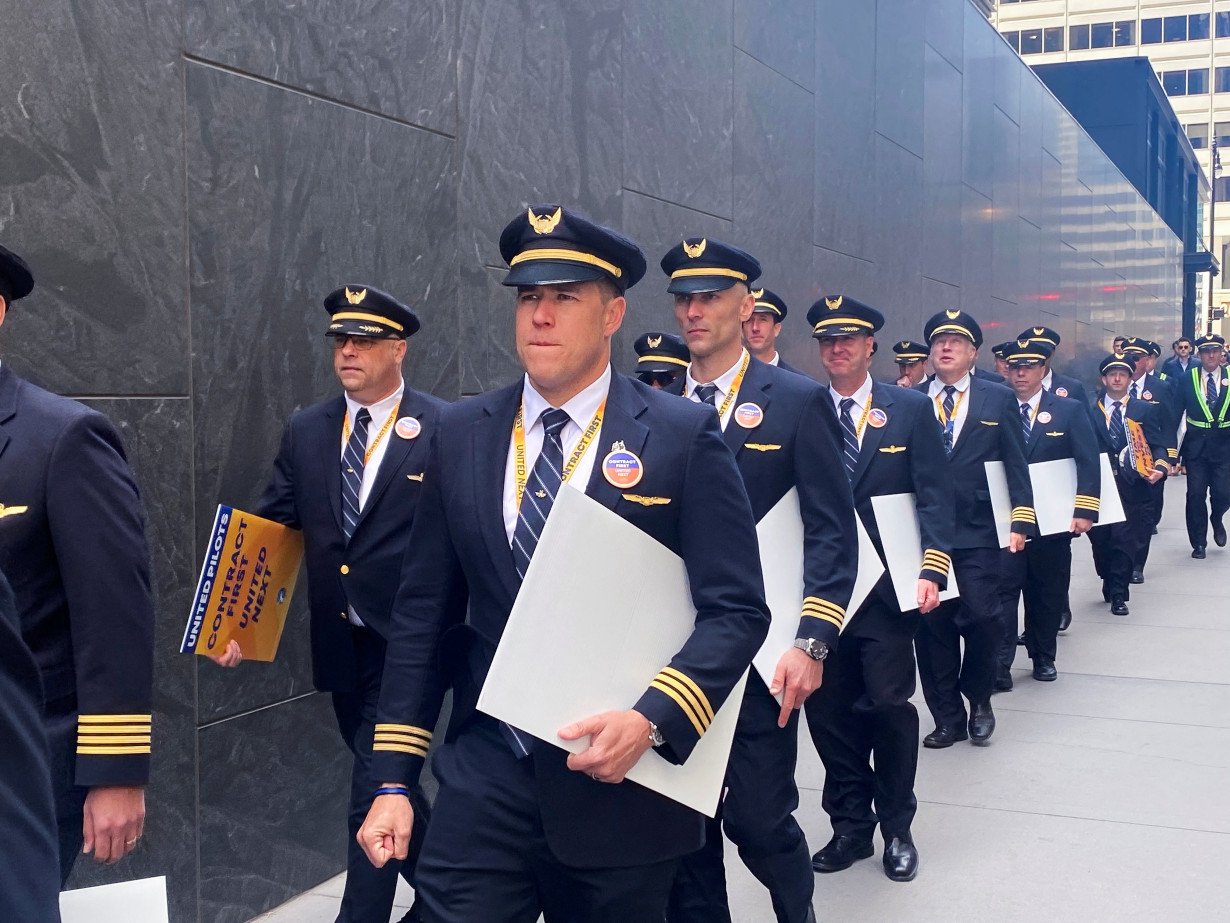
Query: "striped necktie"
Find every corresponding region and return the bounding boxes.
[341,408,370,542]
[1207,371,1219,406]
[1020,402,1033,442]
[839,398,859,482]
[695,383,719,406]
[941,385,956,455]
[1129,380,1138,401]
[503,407,571,758]
[1109,401,1127,453]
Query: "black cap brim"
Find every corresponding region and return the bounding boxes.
[503,260,608,288]
[638,359,687,373]
[666,275,741,295]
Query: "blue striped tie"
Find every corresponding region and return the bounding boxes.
[839,398,859,482]
[503,407,571,758]
[1207,371,1219,406]
[695,383,719,407]
[1020,402,1033,442]
[941,385,956,455]
[341,408,370,542]
[1109,401,1127,453]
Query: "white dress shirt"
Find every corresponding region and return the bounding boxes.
[1101,394,1128,430]
[1018,387,1043,432]
[341,379,404,624]
[1204,368,1223,400]
[828,374,874,449]
[767,352,781,367]
[1041,369,1054,391]
[927,372,972,444]
[502,365,611,542]
[684,349,748,430]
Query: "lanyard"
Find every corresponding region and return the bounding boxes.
[341,408,397,464]
[1097,398,1124,427]
[933,387,965,428]
[512,400,606,508]
[846,393,873,440]
[714,351,752,423]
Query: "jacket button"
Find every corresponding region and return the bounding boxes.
[339,612,347,620]
[340,564,350,574]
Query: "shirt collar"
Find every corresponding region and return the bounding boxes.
[767,352,780,367]
[1019,388,1043,414]
[344,378,404,424]
[829,374,873,413]
[928,372,970,397]
[685,348,748,399]
[521,364,612,431]
[1042,369,1053,389]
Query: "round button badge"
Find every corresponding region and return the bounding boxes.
[603,450,644,488]
[734,402,764,429]
[867,408,888,428]
[1036,411,1052,424]
[395,417,421,440]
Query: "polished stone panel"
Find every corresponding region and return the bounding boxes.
[624,0,733,217]
[198,692,351,923]
[0,0,184,397]
[185,0,458,134]
[734,0,814,91]
[961,6,997,201]
[925,0,964,71]
[873,136,924,318]
[458,261,522,395]
[875,0,925,159]
[186,62,457,722]
[921,46,963,288]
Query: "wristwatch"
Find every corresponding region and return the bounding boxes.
[793,638,829,661]
[648,722,666,748]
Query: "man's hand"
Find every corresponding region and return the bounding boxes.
[1008,532,1026,553]
[357,792,414,868]
[1069,517,1093,535]
[559,710,653,783]
[895,374,911,387]
[769,647,823,728]
[206,639,242,667]
[1147,468,1165,484]
[82,785,145,864]
[916,578,941,614]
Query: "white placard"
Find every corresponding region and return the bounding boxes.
[985,459,1012,547]
[1096,454,1127,525]
[61,877,168,923]
[988,456,1126,542]
[753,489,884,700]
[477,485,746,817]
[869,493,961,613]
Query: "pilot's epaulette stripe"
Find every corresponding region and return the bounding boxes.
[1011,506,1036,522]
[1074,495,1100,507]
[374,723,432,742]
[650,679,706,736]
[801,596,846,620]
[373,723,431,757]
[79,735,151,745]
[79,714,151,724]
[921,551,951,572]
[804,610,844,630]
[659,666,715,723]
[77,714,152,756]
[1167,448,1179,458]
[373,741,430,757]
[78,746,152,756]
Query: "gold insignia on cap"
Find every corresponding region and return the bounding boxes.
[1017,338,1031,349]
[528,206,562,234]
[683,238,707,259]
[1114,352,1126,360]
[900,340,909,349]
[825,295,843,310]
[647,335,662,348]
[1033,327,1045,335]
[345,287,366,305]
[945,309,961,319]
[751,288,764,299]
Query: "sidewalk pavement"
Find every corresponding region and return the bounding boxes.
[256,478,1230,922]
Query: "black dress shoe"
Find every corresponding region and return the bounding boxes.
[1213,517,1227,547]
[923,725,968,749]
[994,665,1013,692]
[968,702,995,743]
[1193,546,1207,560]
[1058,610,1072,632]
[1032,658,1057,682]
[1111,596,1129,616]
[1129,569,1144,584]
[882,837,919,882]
[811,835,874,872]
[1016,631,1026,646]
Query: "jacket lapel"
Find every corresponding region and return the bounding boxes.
[722,359,771,457]
[313,396,346,533]
[584,373,650,513]
[852,382,892,489]
[0,365,17,463]
[951,378,986,459]
[472,384,522,600]
[1027,390,1055,457]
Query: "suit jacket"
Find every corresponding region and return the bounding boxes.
[256,386,448,691]
[1019,391,1100,522]
[824,381,954,611]
[0,569,59,920]
[1132,372,1179,463]
[0,364,154,787]
[926,366,1005,386]
[1088,393,1170,501]
[776,356,805,376]
[668,358,856,648]
[1160,356,1197,380]
[916,376,1035,548]
[1047,370,1089,406]
[371,371,769,867]
[1173,366,1230,462]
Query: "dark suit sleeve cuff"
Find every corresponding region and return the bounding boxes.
[371,723,432,786]
[1073,497,1100,522]
[74,714,151,787]
[634,673,714,765]
[1010,507,1037,536]
[797,602,844,646]
[920,549,951,589]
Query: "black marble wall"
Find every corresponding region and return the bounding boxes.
[0,1,1181,919]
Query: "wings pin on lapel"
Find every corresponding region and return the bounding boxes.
[622,494,671,506]
[0,504,29,519]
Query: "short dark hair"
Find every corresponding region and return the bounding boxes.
[595,277,623,303]
[1174,337,1192,348]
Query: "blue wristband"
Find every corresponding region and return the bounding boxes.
[374,786,411,798]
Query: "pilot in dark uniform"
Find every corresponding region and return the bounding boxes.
[1087,353,1170,613]
[661,240,856,923]
[633,331,690,390]
[357,206,770,923]
[0,568,60,922]
[915,310,1034,747]
[1121,337,1177,580]
[990,342,1012,379]
[0,242,155,883]
[892,339,929,388]
[999,340,1099,685]
[1175,335,1230,559]
[1017,326,1090,406]
[209,286,443,923]
[805,295,953,885]
[741,287,801,373]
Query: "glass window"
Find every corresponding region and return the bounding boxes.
[1164,15,1188,42]
[1044,27,1064,53]
[1188,123,1209,149]
[1190,13,1210,41]
[1091,22,1114,49]
[1020,29,1043,55]
[1216,121,1230,146]
[1189,68,1209,95]
[1216,176,1230,201]
[1163,70,1187,95]
[1141,18,1162,44]
[1217,12,1230,38]
[1003,30,1020,52]
[1069,24,1090,50]
[1115,21,1135,47]
[1217,67,1230,92]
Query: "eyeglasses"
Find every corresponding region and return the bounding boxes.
[326,335,396,351]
